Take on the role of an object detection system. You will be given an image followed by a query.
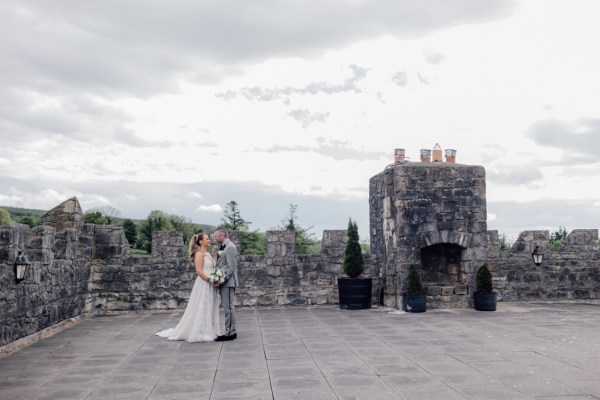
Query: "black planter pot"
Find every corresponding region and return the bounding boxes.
[473,292,497,311]
[338,277,372,310]
[402,293,426,313]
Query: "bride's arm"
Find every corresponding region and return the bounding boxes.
[194,252,209,282]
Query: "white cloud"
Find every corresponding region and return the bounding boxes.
[1,0,599,240]
[197,204,223,213]
[186,192,204,200]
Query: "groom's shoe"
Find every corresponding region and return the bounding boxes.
[231,333,237,340]
[215,335,228,342]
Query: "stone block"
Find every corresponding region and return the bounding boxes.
[454,285,468,295]
[441,286,454,296]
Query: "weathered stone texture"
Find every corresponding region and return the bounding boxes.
[1,220,377,347]
[490,229,600,302]
[0,223,91,346]
[370,163,488,309]
[41,197,83,231]
[370,162,599,309]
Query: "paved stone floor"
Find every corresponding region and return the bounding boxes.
[1,303,600,399]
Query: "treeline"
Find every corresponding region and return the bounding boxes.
[0,201,369,256]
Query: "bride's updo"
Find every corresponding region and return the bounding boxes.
[189,232,207,262]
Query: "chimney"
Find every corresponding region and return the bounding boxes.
[420,149,431,163]
[394,148,405,164]
[445,149,457,163]
[432,143,442,162]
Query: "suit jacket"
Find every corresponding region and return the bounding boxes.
[216,239,238,288]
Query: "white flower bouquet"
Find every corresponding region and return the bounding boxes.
[209,267,226,284]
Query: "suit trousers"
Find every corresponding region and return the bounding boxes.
[220,286,236,336]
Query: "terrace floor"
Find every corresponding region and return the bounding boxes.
[1,303,600,399]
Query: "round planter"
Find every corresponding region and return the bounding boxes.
[403,293,426,313]
[473,292,497,311]
[338,277,372,310]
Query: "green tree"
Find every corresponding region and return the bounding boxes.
[475,263,493,293]
[0,208,11,224]
[550,226,567,251]
[280,204,319,254]
[221,201,250,231]
[84,206,121,225]
[122,219,137,248]
[16,215,40,228]
[139,210,174,252]
[498,233,511,252]
[219,201,266,254]
[169,214,195,245]
[405,264,423,294]
[343,218,364,278]
[84,211,109,224]
[241,230,267,255]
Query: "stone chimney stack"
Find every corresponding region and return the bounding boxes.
[420,149,431,163]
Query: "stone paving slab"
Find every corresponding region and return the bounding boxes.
[1,303,600,399]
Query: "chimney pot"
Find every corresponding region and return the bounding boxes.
[420,149,431,163]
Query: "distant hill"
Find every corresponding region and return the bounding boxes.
[0,205,215,233]
[1,206,47,217]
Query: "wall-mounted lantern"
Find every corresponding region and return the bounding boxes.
[14,250,31,283]
[531,245,543,266]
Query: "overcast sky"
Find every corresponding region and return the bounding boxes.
[1,0,599,243]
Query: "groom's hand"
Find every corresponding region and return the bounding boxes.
[212,282,220,287]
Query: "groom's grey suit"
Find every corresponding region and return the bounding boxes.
[217,239,238,336]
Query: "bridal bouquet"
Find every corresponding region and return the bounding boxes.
[209,267,226,284]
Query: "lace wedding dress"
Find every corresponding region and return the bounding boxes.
[156,252,221,342]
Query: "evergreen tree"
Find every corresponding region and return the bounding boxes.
[475,263,493,293]
[279,204,318,254]
[405,264,423,294]
[343,218,364,278]
[221,201,250,231]
[122,219,137,248]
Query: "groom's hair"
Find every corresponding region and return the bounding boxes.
[215,227,229,237]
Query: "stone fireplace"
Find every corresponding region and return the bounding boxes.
[369,155,489,309]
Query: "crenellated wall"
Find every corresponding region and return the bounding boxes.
[369,161,600,309]
[0,222,129,347]
[486,229,600,302]
[1,202,377,347]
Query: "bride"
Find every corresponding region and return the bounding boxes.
[156,232,221,342]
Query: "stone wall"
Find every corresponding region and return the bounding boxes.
[1,207,377,347]
[369,161,599,309]
[370,162,488,309]
[88,230,377,312]
[487,229,600,303]
[0,223,94,346]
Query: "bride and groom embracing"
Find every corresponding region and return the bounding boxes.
[156,227,238,342]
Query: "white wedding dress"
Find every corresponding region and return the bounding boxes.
[156,252,221,342]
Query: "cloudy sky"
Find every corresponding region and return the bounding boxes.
[1,0,599,243]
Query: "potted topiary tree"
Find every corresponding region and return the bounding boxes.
[403,264,426,312]
[473,263,497,311]
[338,218,371,309]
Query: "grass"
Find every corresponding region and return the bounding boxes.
[130,248,151,257]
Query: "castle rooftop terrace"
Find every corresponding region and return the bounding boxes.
[1,303,600,399]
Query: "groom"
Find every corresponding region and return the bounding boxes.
[212,227,238,342]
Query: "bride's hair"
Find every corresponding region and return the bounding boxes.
[189,232,206,262]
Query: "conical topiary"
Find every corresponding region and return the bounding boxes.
[405,264,423,294]
[343,219,364,278]
[476,263,493,293]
